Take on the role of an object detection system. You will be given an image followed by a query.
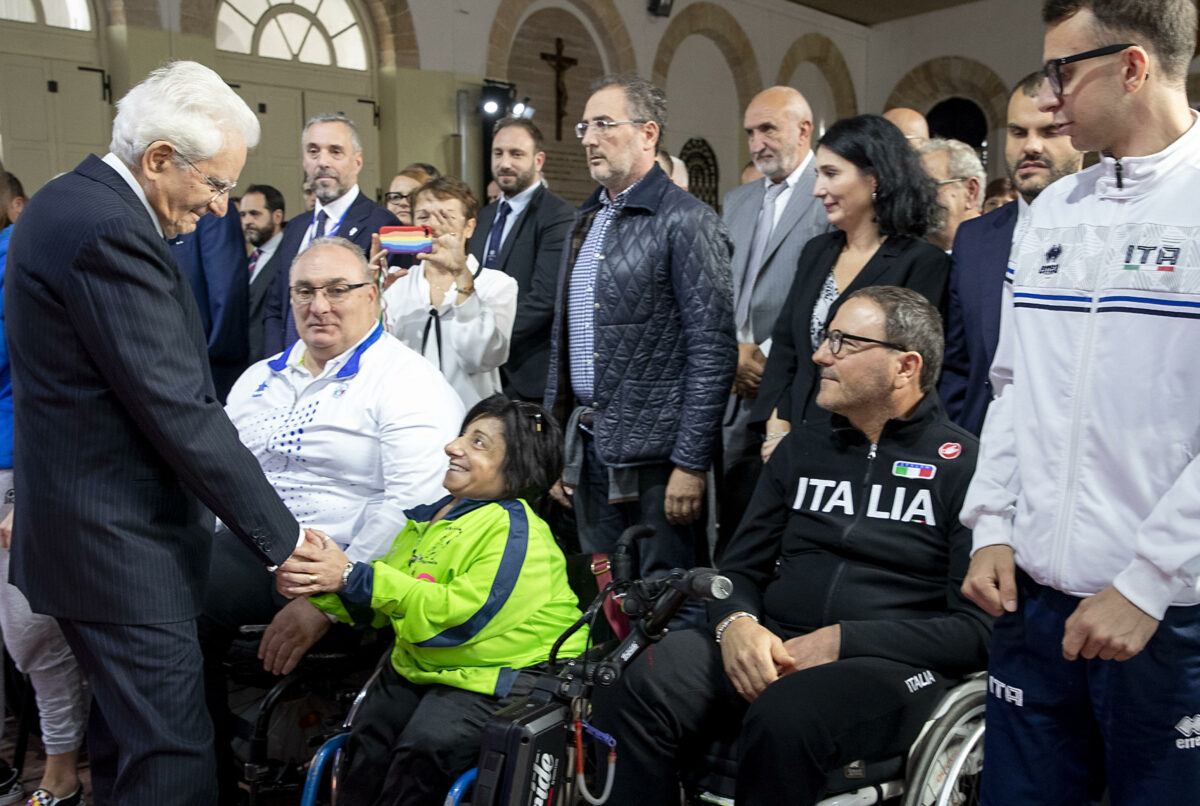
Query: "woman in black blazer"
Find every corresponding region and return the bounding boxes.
[752,114,950,459]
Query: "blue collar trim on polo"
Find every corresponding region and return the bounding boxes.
[265,323,384,377]
[335,323,384,379]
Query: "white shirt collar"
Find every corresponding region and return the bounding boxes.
[257,230,284,261]
[102,152,165,238]
[763,150,814,194]
[313,184,361,231]
[500,180,539,218]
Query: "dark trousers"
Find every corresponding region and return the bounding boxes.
[574,432,701,576]
[981,572,1200,805]
[339,663,539,806]
[197,527,290,803]
[590,628,954,806]
[58,618,217,806]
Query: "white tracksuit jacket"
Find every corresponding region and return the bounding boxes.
[961,112,1200,620]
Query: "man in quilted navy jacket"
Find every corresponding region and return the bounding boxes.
[545,74,736,587]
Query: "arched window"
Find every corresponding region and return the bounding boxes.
[0,0,91,30]
[216,0,367,71]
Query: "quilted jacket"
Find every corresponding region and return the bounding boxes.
[545,164,736,470]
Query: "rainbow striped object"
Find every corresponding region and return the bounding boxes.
[380,226,433,254]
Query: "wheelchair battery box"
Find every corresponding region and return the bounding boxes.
[472,697,571,806]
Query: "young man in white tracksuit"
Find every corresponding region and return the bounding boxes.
[960,1,1200,803]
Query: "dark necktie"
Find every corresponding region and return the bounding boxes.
[484,201,511,269]
[313,209,329,240]
[247,248,261,278]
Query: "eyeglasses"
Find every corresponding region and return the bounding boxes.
[182,158,237,200]
[384,192,412,205]
[935,177,966,187]
[289,282,371,304]
[1042,43,1138,96]
[574,119,647,139]
[818,327,907,356]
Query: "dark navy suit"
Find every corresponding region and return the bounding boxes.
[170,209,250,402]
[938,200,1019,435]
[468,185,573,401]
[261,190,398,358]
[6,155,298,804]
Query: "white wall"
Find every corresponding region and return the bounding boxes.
[666,34,741,199]
[865,0,1045,114]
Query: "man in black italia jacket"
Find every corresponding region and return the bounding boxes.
[591,287,992,805]
[544,74,735,584]
[469,117,573,402]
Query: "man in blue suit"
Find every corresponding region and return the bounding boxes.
[6,62,302,805]
[170,209,250,402]
[261,113,399,358]
[939,72,1083,434]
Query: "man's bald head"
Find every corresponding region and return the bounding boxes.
[744,86,814,182]
[883,107,930,148]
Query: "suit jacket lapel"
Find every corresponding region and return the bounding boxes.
[980,203,1018,355]
[761,169,818,264]
[729,182,765,292]
[497,187,541,270]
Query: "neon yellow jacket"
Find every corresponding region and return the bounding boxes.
[312,496,587,696]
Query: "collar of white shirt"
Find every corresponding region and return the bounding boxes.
[272,321,384,380]
[311,184,361,240]
[500,180,539,220]
[102,152,165,238]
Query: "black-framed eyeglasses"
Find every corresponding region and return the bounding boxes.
[384,191,412,204]
[574,119,647,139]
[1042,43,1138,95]
[819,327,907,356]
[289,282,371,304]
[182,158,236,200]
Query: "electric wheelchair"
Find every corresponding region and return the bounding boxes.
[299,524,987,806]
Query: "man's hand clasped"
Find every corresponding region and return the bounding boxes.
[276,527,350,599]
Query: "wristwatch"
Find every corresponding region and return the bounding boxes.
[340,561,354,591]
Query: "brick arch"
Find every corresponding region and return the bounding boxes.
[776,32,857,120]
[180,0,414,69]
[884,56,1007,135]
[486,0,635,80]
[650,1,761,117]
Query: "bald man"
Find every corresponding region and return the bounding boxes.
[718,86,829,542]
[883,107,930,148]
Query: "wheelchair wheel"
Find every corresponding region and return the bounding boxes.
[900,685,985,806]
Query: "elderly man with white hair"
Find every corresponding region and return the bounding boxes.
[5,61,305,805]
[919,138,986,252]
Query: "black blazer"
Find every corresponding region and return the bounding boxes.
[938,201,1018,435]
[752,231,952,428]
[261,192,399,357]
[5,155,297,624]
[248,243,283,365]
[468,185,574,401]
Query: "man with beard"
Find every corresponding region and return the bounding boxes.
[260,113,398,358]
[938,72,1082,434]
[240,183,286,361]
[717,87,828,544]
[468,118,573,402]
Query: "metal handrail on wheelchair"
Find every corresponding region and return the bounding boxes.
[300,525,732,806]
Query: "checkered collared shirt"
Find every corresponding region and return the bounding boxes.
[567,182,636,405]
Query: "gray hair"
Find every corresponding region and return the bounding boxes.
[302,113,363,154]
[919,138,986,191]
[292,236,372,283]
[591,73,667,144]
[110,61,260,167]
[844,286,944,392]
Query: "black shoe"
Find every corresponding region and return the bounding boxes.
[0,760,23,806]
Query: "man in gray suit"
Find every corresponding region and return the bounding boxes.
[720,87,828,482]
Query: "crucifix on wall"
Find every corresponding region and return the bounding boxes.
[540,37,577,140]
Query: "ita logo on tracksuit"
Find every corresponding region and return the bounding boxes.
[792,476,937,525]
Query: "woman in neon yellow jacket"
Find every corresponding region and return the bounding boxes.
[277,394,587,805]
